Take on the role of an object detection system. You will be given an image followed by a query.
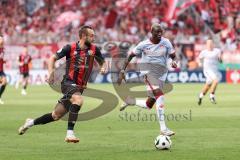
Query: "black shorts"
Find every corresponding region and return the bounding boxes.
[58,80,84,111]
[21,72,29,78]
[0,71,6,77]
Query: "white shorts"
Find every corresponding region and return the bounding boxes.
[138,64,171,98]
[203,69,221,84]
[143,72,172,98]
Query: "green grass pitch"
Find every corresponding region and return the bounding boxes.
[0,83,240,160]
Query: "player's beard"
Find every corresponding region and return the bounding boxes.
[85,39,92,48]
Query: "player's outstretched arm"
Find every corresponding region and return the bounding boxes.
[117,53,136,85]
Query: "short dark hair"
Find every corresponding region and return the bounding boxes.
[151,23,163,32]
[78,25,93,38]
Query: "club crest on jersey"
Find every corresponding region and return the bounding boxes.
[73,50,78,55]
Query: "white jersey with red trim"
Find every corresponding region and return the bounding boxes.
[132,37,175,67]
[198,48,222,84]
[199,48,221,72]
[132,37,175,81]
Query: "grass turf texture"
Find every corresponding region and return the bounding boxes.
[0,83,240,160]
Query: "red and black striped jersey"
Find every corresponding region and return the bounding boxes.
[0,47,4,72]
[56,42,104,87]
[18,54,32,73]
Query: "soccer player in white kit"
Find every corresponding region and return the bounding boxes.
[117,23,177,136]
[198,39,222,105]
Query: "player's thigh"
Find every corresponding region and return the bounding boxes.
[60,82,84,106]
[61,82,82,98]
[204,70,214,84]
[144,74,165,98]
[144,75,158,98]
[70,92,84,105]
[23,73,29,79]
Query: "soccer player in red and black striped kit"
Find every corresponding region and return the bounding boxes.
[0,34,7,105]
[18,26,107,143]
[17,47,32,95]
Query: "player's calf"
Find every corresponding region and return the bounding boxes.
[120,96,155,111]
[63,91,82,143]
[198,84,211,106]
[65,104,81,143]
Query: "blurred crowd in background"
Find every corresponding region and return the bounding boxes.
[0,0,240,70]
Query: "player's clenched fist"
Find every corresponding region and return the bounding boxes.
[171,61,178,68]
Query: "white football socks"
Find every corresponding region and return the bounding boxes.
[26,119,34,128]
[67,130,74,137]
[210,93,215,99]
[199,92,204,98]
[156,95,167,131]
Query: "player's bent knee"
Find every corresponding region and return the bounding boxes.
[51,112,62,121]
[213,79,219,84]
[206,82,212,87]
[152,89,164,99]
[146,97,156,109]
[70,94,84,106]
